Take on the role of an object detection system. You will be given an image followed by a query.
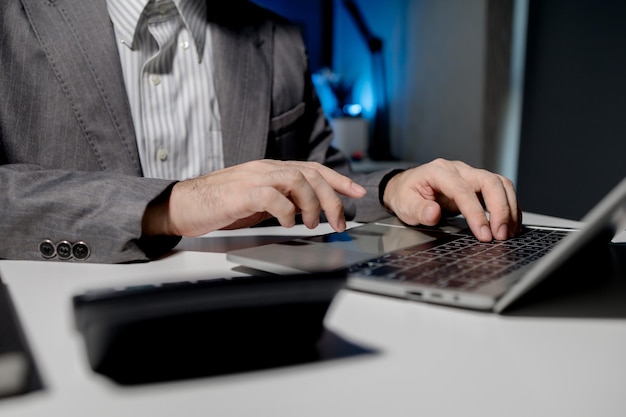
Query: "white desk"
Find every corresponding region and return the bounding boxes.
[1,214,625,417]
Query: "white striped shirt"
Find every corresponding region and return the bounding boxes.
[106,0,224,180]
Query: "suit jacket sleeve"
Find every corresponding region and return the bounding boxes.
[0,165,180,263]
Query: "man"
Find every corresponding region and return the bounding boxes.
[0,0,520,263]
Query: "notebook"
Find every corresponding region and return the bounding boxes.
[227,177,626,313]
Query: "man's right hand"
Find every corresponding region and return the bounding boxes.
[142,159,367,237]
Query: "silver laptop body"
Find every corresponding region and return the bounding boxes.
[227,177,626,313]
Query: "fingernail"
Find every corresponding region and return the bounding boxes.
[351,182,366,195]
[498,224,508,240]
[481,225,492,241]
[424,205,437,223]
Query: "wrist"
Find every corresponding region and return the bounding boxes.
[378,169,405,210]
[142,183,177,237]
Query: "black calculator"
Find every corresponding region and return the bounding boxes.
[72,272,347,384]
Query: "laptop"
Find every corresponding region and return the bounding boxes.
[227,177,626,313]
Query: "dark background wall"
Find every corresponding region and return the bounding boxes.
[517,0,626,220]
[251,0,333,73]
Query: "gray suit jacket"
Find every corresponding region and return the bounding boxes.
[0,0,393,263]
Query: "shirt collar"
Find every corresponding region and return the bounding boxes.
[106,0,207,61]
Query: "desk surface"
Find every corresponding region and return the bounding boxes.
[1,214,625,417]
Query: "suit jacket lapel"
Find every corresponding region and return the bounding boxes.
[210,18,272,167]
[20,0,142,175]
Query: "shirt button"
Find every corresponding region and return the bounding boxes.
[157,147,169,161]
[158,3,168,14]
[181,41,190,50]
[150,74,161,86]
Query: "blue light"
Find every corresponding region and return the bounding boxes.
[343,103,362,117]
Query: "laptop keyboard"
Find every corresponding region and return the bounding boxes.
[346,227,572,291]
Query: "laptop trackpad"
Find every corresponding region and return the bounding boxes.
[227,222,447,274]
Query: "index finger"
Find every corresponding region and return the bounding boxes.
[284,161,367,199]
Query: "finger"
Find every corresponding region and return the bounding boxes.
[473,174,521,240]
[222,212,274,230]
[221,180,303,229]
[504,178,523,235]
[226,160,365,229]
[427,162,520,241]
[283,161,367,199]
[270,167,347,231]
[499,176,522,237]
[266,169,323,229]
[424,170,493,241]
[392,192,443,227]
[475,176,514,240]
[451,189,493,242]
[249,186,297,227]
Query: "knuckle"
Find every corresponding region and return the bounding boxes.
[255,186,280,202]
[431,158,448,169]
[324,195,343,212]
[281,169,308,185]
[501,176,515,188]
[484,175,503,187]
